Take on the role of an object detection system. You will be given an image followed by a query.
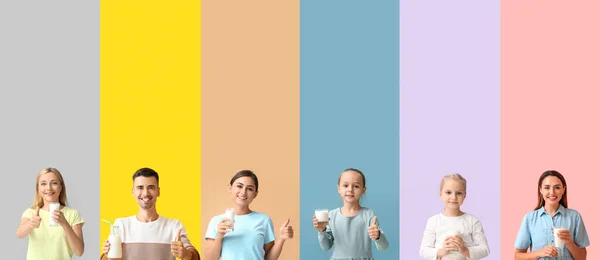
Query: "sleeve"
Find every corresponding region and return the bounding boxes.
[317,211,334,251]
[175,220,195,249]
[67,208,85,227]
[21,208,34,219]
[573,212,590,248]
[204,216,218,240]
[368,211,388,251]
[467,217,490,260]
[264,216,276,244]
[419,216,439,260]
[514,214,531,250]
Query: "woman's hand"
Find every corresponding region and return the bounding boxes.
[536,245,558,258]
[216,218,232,237]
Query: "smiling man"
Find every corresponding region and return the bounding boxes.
[101,168,200,260]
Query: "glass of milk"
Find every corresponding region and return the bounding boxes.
[48,202,60,227]
[315,209,329,223]
[225,208,235,232]
[553,226,566,248]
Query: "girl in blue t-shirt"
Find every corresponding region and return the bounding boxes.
[16,167,85,260]
[204,170,294,260]
[312,168,389,260]
[514,170,590,260]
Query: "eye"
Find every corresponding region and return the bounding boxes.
[457,192,463,196]
[248,188,254,192]
[445,191,451,194]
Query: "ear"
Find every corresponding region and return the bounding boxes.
[157,187,161,197]
[255,190,259,198]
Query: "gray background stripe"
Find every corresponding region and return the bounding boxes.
[0,0,99,259]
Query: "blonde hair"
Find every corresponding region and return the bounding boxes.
[31,168,68,209]
[439,173,467,192]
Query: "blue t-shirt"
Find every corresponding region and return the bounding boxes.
[515,205,590,260]
[205,211,275,260]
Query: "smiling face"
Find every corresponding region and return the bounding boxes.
[37,171,63,204]
[337,170,366,203]
[132,176,160,210]
[440,179,466,211]
[229,176,258,207]
[539,176,565,208]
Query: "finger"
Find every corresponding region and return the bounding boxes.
[372,216,378,226]
[35,207,40,216]
[282,218,290,228]
[176,228,182,242]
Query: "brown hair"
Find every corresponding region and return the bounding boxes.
[338,168,366,187]
[535,170,567,210]
[31,168,68,209]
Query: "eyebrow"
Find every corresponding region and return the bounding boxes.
[236,182,255,188]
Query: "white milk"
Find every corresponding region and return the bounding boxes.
[315,209,329,222]
[108,226,122,260]
[225,208,235,232]
[48,202,60,227]
[554,227,567,248]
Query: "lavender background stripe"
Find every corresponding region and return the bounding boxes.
[399,0,500,259]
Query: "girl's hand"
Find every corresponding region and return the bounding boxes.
[368,216,380,240]
[450,235,469,257]
[313,215,327,232]
[216,218,232,237]
[536,245,558,258]
[28,207,41,229]
[554,229,573,246]
[52,209,68,228]
[443,236,458,251]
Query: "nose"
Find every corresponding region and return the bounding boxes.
[142,188,149,196]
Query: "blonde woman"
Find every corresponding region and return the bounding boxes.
[16,168,85,259]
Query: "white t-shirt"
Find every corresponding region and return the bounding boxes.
[114,215,195,260]
[419,213,490,260]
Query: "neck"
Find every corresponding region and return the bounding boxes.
[234,205,252,215]
[443,208,464,217]
[544,204,560,216]
[342,202,362,212]
[137,208,159,222]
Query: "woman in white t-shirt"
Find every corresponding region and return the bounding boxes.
[16,167,85,260]
[419,173,489,260]
[204,170,294,260]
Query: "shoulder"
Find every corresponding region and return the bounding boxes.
[114,216,136,226]
[208,214,225,225]
[462,212,481,221]
[564,208,584,220]
[427,213,443,222]
[361,207,375,215]
[329,207,341,216]
[250,211,272,221]
[61,206,80,215]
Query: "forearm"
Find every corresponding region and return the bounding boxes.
[205,238,223,260]
[514,250,540,260]
[317,231,333,251]
[62,225,84,256]
[566,242,586,260]
[16,223,34,238]
[373,232,388,251]
[467,245,490,259]
[265,239,286,260]
[183,247,200,260]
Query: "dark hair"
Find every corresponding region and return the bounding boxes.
[535,170,568,210]
[132,167,160,184]
[338,168,366,187]
[230,170,259,191]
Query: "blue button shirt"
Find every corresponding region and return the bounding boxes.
[515,205,590,259]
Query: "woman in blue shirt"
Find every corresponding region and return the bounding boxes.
[204,170,294,260]
[514,170,589,260]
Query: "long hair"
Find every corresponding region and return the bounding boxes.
[535,170,567,210]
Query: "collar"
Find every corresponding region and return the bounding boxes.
[537,204,566,217]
